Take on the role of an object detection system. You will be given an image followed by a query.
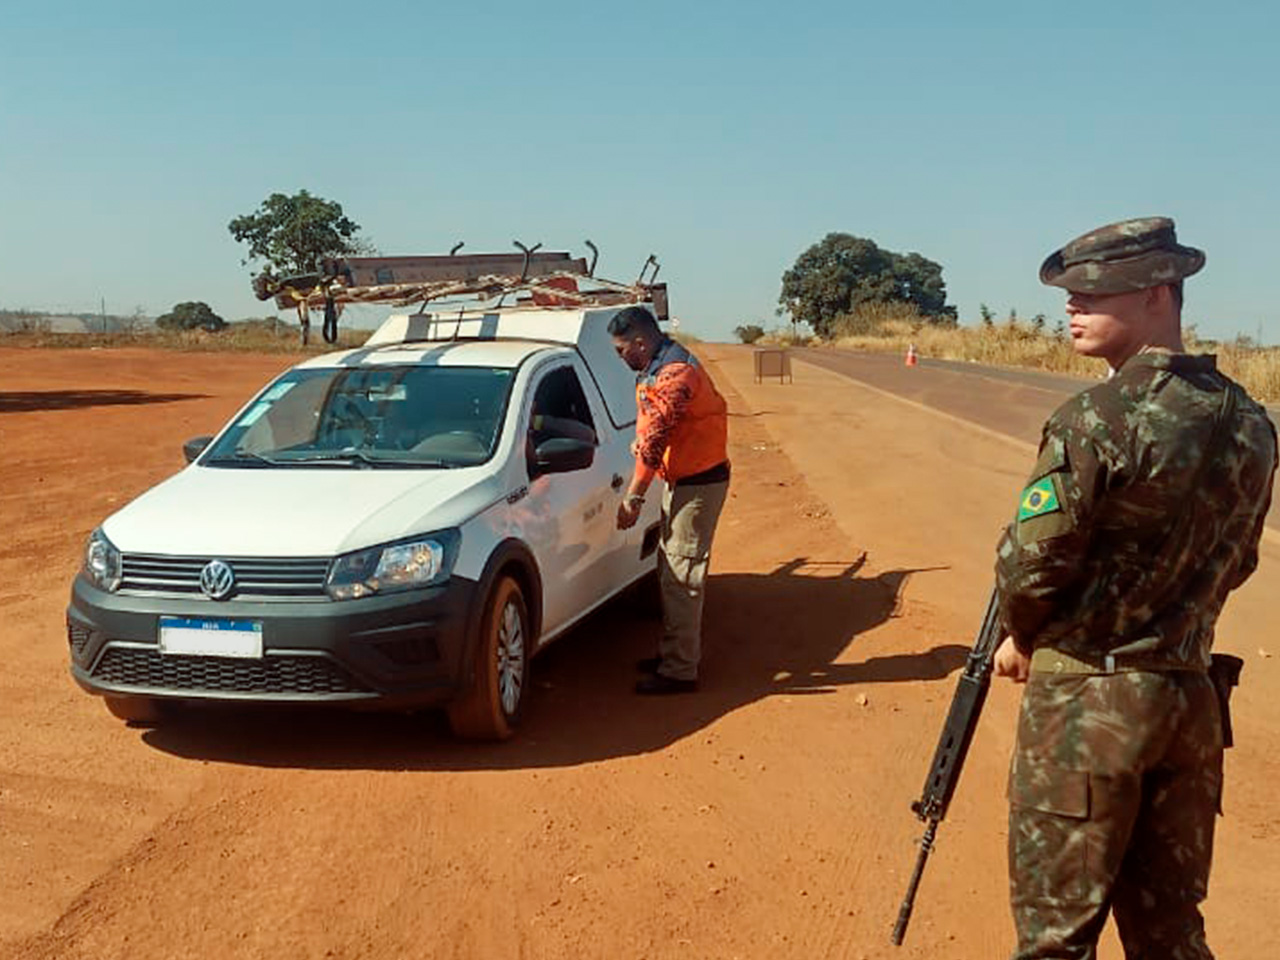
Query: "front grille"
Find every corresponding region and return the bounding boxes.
[92,646,369,695]
[120,554,331,599]
[67,621,92,659]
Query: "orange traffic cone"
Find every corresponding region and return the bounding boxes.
[905,343,918,367]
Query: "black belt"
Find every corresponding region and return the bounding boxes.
[674,461,730,487]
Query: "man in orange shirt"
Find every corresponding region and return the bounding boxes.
[611,306,730,695]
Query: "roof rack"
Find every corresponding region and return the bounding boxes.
[252,242,668,343]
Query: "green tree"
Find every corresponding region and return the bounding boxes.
[892,251,956,325]
[779,233,955,337]
[156,301,226,332]
[228,189,367,344]
[734,323,766,344]
[228,189,364,277]
[980,303,995,328]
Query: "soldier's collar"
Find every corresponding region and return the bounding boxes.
[1118,349,1217,375]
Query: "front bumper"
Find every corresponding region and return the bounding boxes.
[66,574,478,709]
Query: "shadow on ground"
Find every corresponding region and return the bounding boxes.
[141,556,968,771]
[0,390,210,414]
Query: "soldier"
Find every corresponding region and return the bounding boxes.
[992,217,1277,959]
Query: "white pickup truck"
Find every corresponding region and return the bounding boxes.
[67,295,664,739]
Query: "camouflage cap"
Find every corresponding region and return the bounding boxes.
[1039,217,1205,295]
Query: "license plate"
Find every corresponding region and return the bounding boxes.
[158,617,264,659]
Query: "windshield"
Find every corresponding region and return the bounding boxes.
[203,364,515,468]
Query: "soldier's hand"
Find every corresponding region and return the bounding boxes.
[994,636,1030,683]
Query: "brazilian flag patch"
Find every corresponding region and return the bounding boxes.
[1018,476,1061,522]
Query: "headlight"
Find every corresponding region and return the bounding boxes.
[326,530,459,600]
[84,529,122,592]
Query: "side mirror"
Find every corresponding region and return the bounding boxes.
[532,437,595,476]
[183,435,214,463]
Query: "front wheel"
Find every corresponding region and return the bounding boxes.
[447,576,530,740]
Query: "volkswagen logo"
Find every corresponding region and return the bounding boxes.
[200,560,236,600]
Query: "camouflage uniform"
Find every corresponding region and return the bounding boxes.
[995,218,1278,959]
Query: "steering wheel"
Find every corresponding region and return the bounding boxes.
[326,395,377,444]
[412,431,488,459]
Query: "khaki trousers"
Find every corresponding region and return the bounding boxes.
[657,478,729,681]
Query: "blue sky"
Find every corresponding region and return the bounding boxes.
[2,1,1277,342]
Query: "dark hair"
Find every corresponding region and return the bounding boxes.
[607,305,660,340]
[1170,280,1184,312]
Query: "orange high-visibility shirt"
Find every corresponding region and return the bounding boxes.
[633,338,728,485]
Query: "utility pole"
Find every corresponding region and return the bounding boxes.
[100,297,107,334]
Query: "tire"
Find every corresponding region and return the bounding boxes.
[447,576,530,740]
[103,695,169,726]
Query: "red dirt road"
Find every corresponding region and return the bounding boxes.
[1,345,1276,959]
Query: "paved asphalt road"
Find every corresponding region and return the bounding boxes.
[792,347,1280,536]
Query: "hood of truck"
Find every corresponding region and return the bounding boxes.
[101,463,503,557]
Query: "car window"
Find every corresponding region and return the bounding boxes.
[203,365,515,468]
[529,365,597,447]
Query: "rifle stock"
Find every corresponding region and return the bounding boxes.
[891,590,1003,946]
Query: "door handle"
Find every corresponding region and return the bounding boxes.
[611,473,625,490]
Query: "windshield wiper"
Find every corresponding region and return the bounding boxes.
[279,450,452,468]
[203,450,282,467]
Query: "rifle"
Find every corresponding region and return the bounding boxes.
[891,589,1003,946]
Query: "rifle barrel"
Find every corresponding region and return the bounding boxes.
[891,819,938,946]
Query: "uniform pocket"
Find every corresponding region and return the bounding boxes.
[663,513,705,559]
[1008,756,1092,904]
[663,484,725,559]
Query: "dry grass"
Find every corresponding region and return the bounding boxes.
[756,328,816,349]
[831,316,1101,377]
[8,321,702,354]
[1216,343,1280,404]
[0,321,370,354]
[812,306,1280,403]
